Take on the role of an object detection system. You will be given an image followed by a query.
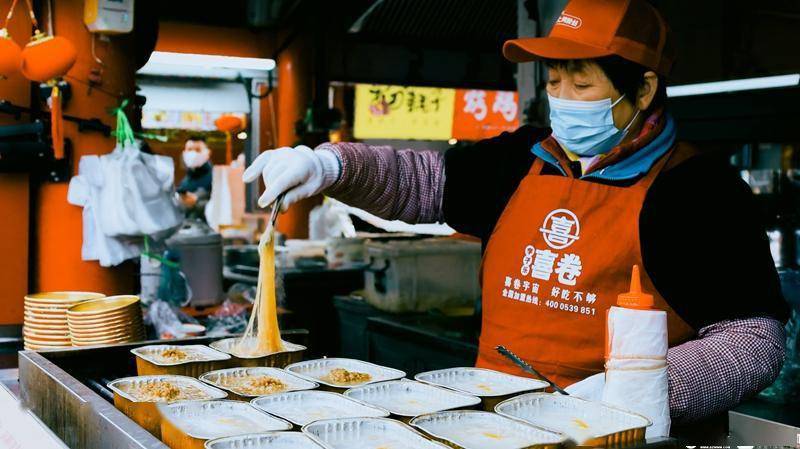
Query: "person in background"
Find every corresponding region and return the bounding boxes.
[244,0,789,427]
[177,135,213,218]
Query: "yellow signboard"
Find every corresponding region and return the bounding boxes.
[354,84,456,140]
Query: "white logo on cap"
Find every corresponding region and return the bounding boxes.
[556,13,582,29]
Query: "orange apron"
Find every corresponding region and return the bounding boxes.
[476,145,695,388]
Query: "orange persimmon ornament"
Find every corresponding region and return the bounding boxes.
[0,29,21,79]
[20,30,76,83]
[21,30,76,160]
[215,115,245,164]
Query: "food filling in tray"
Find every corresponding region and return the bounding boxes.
[123,380,211,402]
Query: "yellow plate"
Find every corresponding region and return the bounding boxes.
[23,328,70,338]
[67,307,139,321]
[24,337,72,346]
[67,295,139,316]
[24,303,72,312]
[25,343,69,351]
[68,312,142,328]
[25,320,69,331]
[24,299,76,307]
[69,320,140,335]
[72,335,143,347]
[71,327,143,341]
[25,292,105,304]
[24,314,68,325]
[24,337,72,345]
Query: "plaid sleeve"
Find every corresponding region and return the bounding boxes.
[317,142,445,224]
[667,317,786,423]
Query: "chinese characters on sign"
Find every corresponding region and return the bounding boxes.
[501,208,597,318]
[452,89,519,141]
[354,84,455,140]
[353,83,518,141]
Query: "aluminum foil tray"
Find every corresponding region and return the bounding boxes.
[251,390,388,427]
[132,344,232,377]
[158,400,291,440]
[205,432,323,449]
[132,344,230,365]
[107,375,227,438]
[200,367,318,399]
[209,338,306,368]
[344,380,481,418]
[410,410,565,449]
[210,338,306,359]
[494,393,650,446]
[302,417,449,449]
[107,375,227,403]
[415,368,548,398]
[285,358,405,389]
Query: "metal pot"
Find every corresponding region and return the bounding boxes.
[166,220,224,307]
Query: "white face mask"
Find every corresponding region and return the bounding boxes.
[183,148,210,169]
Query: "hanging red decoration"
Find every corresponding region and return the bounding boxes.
[0,29,21,79]
[0,0,22,79]
[15,0,76,160]
[215,115,245,164]
[20,31,77,83]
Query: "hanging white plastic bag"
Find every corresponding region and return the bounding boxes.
[96,144,139,237]
[68,154,141,266]
[96,140,182,238]
[123,142,183,237]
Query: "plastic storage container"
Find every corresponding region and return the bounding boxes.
[363,238,481,312]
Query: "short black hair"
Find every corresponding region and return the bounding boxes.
[543,55,667,114]
[185,135,206,143]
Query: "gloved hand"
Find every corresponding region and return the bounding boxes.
[242,145,340,210]
[563,372,605,401]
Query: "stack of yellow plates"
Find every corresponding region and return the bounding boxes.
[67,295,146,347]
[23,292,105,350]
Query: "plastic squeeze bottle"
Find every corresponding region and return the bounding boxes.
[601,265,670,437]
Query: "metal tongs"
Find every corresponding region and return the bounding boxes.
[259,193,285,247]
[496,345,569,395]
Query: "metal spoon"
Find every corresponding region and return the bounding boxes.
[495,345,569,395]
[259,192,285,247]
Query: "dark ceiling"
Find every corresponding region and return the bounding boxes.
[151,0,516,50]
[348,0,517,50]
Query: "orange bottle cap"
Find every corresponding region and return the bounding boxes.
[617,265,654,309]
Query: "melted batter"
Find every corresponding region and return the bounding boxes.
[236,234,282,355]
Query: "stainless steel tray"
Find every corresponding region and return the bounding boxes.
[200,367,318,399]
[131,344,231,366]
[302,417,449,449]
[205,432,323,449]
[107,375,227,403]
[415,368,548,397]
[410,410,565,449]
[251,390,389,426]
[158,400,292,440]
[285,358,405,389]
[343,380,481,418]
[494,393,651,446]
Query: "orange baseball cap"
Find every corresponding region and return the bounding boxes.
[504,0,674,76]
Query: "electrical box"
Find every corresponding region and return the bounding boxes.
[84,0,134,34]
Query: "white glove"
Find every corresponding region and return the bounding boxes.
[564,372,605,402]
[242,145,340,210]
